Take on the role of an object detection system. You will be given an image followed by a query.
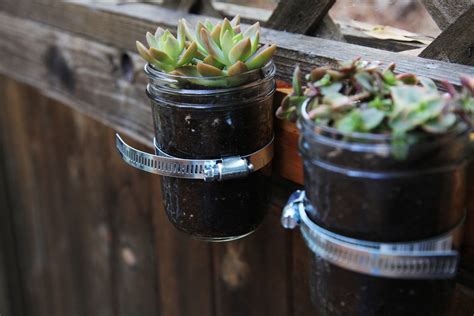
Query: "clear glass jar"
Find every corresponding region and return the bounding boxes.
[144,62,276,241]
[298,100,470,242]
[298,100,472,316]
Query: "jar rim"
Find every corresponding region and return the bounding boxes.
[299,98,470,144]
[144,60,276,94]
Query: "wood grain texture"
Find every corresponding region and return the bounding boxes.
[0,11,472,188]
[419,5,474,66]
[1,70,474,316]
[0,1,472,85]
[266,0,336,35]
[0,75,161,316]
[212,203,291,316]
[421,0,474,30]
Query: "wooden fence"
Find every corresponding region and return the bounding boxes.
[0,0,473,315]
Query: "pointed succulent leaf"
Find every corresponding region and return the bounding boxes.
[146,32,159,49]
[200,28,228,65]
[461,75,474,94]
[197,62,224,77]
[243,22,261,52]
[194,21,207,52]
[210,23,222,47]
[227,61,248,76]
[232,33,244,43]
[176,41,197,67]
[149,47,174,65]
[181,19,196,41]
[177,20,186,51]
[230,15,240,27]
[309,67,328,82]
[203,55,224,68]
[163,35,181,58]
[233,25,241,34]
[220,18,235,43]
[155,27,166,39]
[243,22,260,38]
[228,37,251,64]
[245,44,276,70]
[220,30,234,57]
[136,41,155,64]
[292,65,303,96]
[204,19,215,31]
[249,31,260,56]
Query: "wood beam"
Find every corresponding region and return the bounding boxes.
[265,0,343,40]
[419,5,474,66]
[421,0,474,30]
[0,1,471,85]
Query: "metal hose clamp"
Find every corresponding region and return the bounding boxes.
[115,134,273,182]
[282,190,464,279]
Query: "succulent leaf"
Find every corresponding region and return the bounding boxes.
[277,58,473,159]
[146,32,159,49]
[230,15,240,26]
[149,48,174,65]
[292,66,303,96]
[227,61,248,76]
[245,44,276,70]
[228,37,251,64]
[176,41,197,67]
[197,62,224,77]
[200,28,228,65]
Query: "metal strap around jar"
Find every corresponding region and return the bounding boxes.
[115,133,273,182]
[281,190,464,279]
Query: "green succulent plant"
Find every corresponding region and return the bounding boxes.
[276,58,474,159]
[136,15,276,86]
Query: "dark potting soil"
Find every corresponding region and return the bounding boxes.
[310,256,454,316]
[301,127,470,242]
[299,123,471,315]
[151,92,274,240]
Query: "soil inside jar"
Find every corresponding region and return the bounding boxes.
[151,88,274,240]
[310,256,455,316]
[299,120,471,315]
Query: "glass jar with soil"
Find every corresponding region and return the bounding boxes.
[294,101,472,315]
[144,62,276,241]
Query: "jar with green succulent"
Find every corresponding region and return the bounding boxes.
[136,15,276,86]
[117,16,276,241]
[278,58,473,315]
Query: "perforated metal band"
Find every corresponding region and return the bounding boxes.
[115,134,273,181]
[281,190,463,279]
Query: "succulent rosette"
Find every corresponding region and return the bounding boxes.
[276,58,474,158]
[136,15,276,87]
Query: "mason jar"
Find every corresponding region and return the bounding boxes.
[297,100,472,315]
[144,62,276,241]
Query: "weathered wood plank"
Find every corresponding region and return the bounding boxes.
[419,5,474,66]
[0,10,472,186]
[212,203,291,316]
[0,75,161,316]
[420,0,474,30]
[265,0,336,35]
[151,177,215,316]
[0,1,471,85]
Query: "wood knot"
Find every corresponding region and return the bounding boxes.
[43,45,75,92]
[220,243,249,289]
